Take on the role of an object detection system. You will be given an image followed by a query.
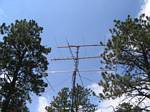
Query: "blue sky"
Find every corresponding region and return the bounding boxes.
[0,0,147,112]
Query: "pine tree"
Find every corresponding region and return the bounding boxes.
[115,103,142,112]
[46,84,97,112]
[0,20,50,112]
[99,14,150,111]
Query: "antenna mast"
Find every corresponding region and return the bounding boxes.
[51,42,103,111]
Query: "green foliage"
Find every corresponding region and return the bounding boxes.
[115,103,142,112]
[46,84,97,112]
[46,88,71,112]
[0,19,50,112]
[99,14,150,111]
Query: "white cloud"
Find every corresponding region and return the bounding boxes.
[96,96,127,112]
[139,0,150,16]
[87,83,103,96]
[38,96,49,112]
[89,83,150,112]
[88,83,130,112]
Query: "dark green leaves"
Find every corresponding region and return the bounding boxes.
[0,19,50,111]
[99,14,150,111]
[115,103,142,112]
[46,85,97,112]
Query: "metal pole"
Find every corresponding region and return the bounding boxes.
[71,47,79,112]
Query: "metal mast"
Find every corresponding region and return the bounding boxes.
[51,42,103,112]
